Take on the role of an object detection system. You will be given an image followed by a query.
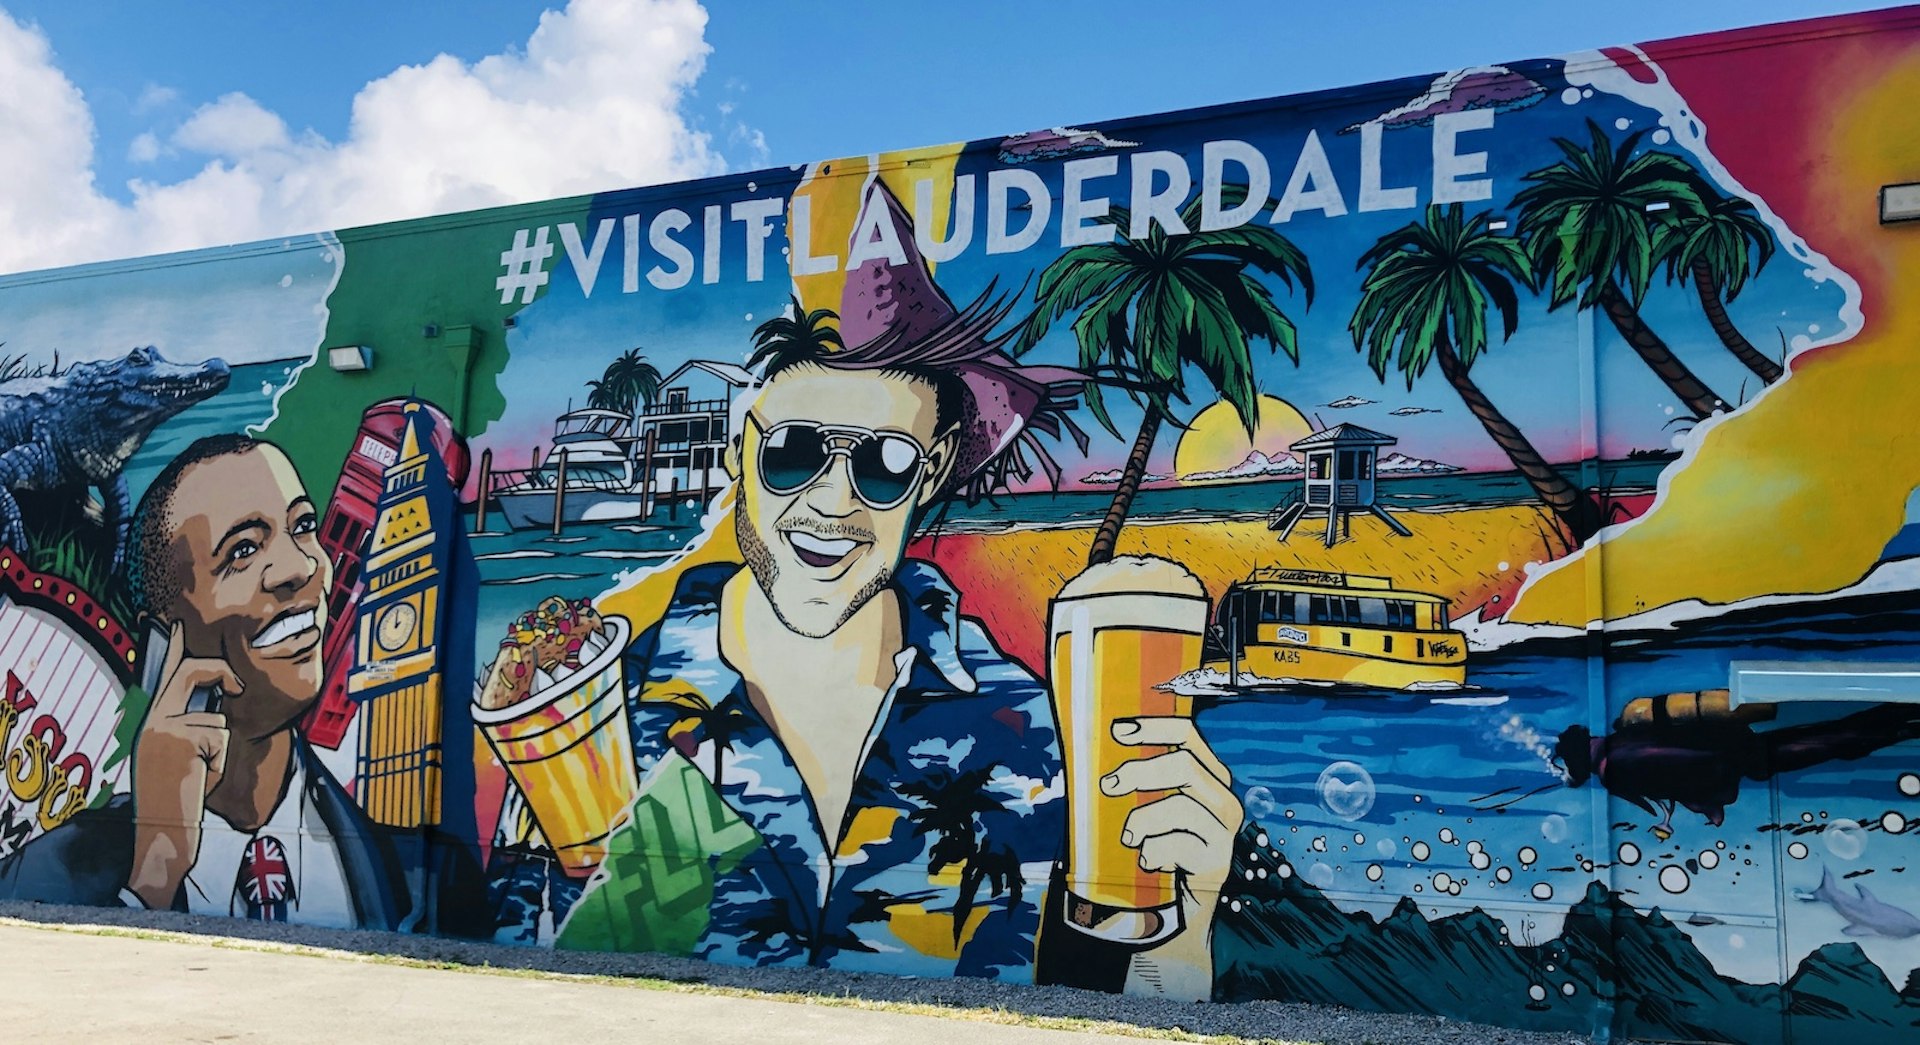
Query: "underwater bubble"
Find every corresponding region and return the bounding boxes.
[1354,832,1366,845]
[1900,773,1920,797]
[1618,842,1642,866]
[1412,841,1432,861]
[1716,840,1727,850]
[1824,819,1867,860]
[1311,836,1328,853]
[1699,850,1720,870]
[1255,831,1270,848]
[1228,899,1242,912]
[1277,862,1294,880]
[1582,88,1594,98]
[1367,864,1384,882]
[1580,859,1596,874]
[1450,881,1463,896]
[1562,982,1577,997]
[1519,846,1538,866]
[1434,872,1454,892]
[1532,882,1553,900]
[1529,984,1548,1002]
[1659,865,1691,894]
[1243,787,1277,820]
[1729,933,1745,949]
[1496,867,1513,883]
[1803,812,1815,823]
[1560,88,1581,105]
[1307,862,1335,888]
[1471,851,1491,871]
[1882,812,1907,835]
[1651,129,1672,145]
[1467,840,1483,855]
[1614,117,1631,130]
[1439,827,1456,844]
[1541,815,1569,843]
[1256,867,1268,879]
[1377,839,1397,859]
[1317,761,1376,821]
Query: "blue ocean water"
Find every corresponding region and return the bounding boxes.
[123,357,307,498]
[1193,591,1920,987]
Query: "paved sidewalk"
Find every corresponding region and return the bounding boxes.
[2,922,1142,1045]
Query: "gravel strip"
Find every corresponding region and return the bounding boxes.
[0,899,1594,1045]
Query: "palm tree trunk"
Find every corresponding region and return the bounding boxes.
[1691,258,1782,384]
[1088,411,1162,566]
[1435,335,1602,543]
[1597,280,1728,420]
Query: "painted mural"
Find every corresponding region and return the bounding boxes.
[0,8,1917,1042]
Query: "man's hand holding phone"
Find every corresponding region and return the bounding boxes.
[126,621,243,910]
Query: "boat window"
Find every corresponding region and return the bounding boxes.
[1384,601,1417,629]
[1417,638,1427,657]
[1258,592,1297,623]
[1382,635,1393,654]
[1310,595,1365,624]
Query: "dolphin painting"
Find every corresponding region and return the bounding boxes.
[1800,866,1920,939]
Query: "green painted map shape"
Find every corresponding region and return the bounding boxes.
[555,751,763,955]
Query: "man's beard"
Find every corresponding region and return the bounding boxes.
[736,510,892,639]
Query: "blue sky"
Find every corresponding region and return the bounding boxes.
[3,0,1887,209]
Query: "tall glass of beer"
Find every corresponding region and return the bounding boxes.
[1048,555,1209,945]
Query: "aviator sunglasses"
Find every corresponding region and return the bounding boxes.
[748,415,930,510]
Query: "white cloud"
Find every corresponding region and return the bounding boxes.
[132,82,178,115]
[127,131,163,163]
[173,92,291,156]
[0,0,739,274]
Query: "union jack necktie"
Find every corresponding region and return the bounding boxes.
[235,835,295,921]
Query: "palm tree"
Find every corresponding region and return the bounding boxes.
[1016,188,1313,565]
[747,295,845,371]
[583,378,621,411]
[900,765,1022,946]
[1514,121,1729,420]
[603,347,663,413]
[1352,204,1603,542]
[1654,181,1782,384]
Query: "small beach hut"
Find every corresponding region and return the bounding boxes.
[1271,423,1413,546]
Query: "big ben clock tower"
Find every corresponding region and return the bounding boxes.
[349,402,455,829]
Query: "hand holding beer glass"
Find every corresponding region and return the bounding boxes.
[1048,556,1241,955]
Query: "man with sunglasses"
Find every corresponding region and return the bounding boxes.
[493,181,1237,999]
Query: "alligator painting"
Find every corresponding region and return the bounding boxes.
[0,346,230,576]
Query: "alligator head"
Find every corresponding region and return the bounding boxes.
[61,346,231,481]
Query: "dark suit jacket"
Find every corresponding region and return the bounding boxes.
[0,737,486,936]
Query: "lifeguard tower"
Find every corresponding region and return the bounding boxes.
[1270,423,1412,546]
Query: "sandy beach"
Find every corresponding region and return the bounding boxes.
[914,504,1569,672]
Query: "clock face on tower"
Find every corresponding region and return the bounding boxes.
[376,601,419,652]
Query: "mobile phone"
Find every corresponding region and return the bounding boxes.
[140,620,225,715]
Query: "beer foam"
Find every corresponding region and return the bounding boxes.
[1057,555,1206,600]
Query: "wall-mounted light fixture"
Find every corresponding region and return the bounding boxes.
[327,345,373,372]
[1487,218,1509,232]
[1644,201,1671,213]
[1881,182,1920,224]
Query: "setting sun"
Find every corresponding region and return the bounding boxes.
[1173,395,1316,478]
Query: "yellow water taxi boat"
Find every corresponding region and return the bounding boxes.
[1205,568,1468,689]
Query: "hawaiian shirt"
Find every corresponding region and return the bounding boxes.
[488,559,1067,981]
